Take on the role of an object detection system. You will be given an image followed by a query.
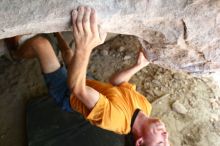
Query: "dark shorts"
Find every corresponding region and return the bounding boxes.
[43,67,72,112]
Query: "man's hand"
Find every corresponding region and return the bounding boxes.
[72,6,107,52]
[136,51,150,67]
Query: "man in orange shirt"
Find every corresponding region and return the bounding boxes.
[8,6,169,146]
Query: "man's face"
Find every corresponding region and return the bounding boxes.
[142,118,169,146]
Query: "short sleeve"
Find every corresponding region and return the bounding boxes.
[86,92,130,134]
[86,93,109,124]
[118,82,136,90]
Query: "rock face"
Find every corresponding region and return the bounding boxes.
[0,0,220,74]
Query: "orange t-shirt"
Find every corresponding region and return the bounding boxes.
[70,80,152,134]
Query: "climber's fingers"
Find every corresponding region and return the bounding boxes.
[82,6,91,35]
[90,8,98,36]
[71,6,106,48]
[72,10,79,36]
[76,6,85,35]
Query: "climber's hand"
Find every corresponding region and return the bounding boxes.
[71,6,107,52]
[136,51,150,67]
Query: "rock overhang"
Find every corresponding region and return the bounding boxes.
[0,0,220,75]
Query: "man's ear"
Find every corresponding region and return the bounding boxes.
[135,137,144,146]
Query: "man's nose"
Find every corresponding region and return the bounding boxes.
[162,131,169,139]
[162,131,167,135]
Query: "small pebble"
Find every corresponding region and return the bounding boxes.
[124,55,131,60]
[100,49,108,56]
[172,100,188,115]
[119,46,125,52]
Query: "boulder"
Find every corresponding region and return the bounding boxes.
[0,0,220,74]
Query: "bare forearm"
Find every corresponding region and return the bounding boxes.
[110,52,149,86]
[67,50,91,91]
[110,64,145,86]
[67,49,100,109]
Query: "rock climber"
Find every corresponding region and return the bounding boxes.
[6,6,169,146]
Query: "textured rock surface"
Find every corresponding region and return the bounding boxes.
[0,0,220,74]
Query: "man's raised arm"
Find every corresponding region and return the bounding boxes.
[67,6,106,110]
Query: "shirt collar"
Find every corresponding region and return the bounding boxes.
[130,108,141,128]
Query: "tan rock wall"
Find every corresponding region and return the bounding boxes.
[0,0,220,74]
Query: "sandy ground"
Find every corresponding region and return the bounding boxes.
[0,34,220,146]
